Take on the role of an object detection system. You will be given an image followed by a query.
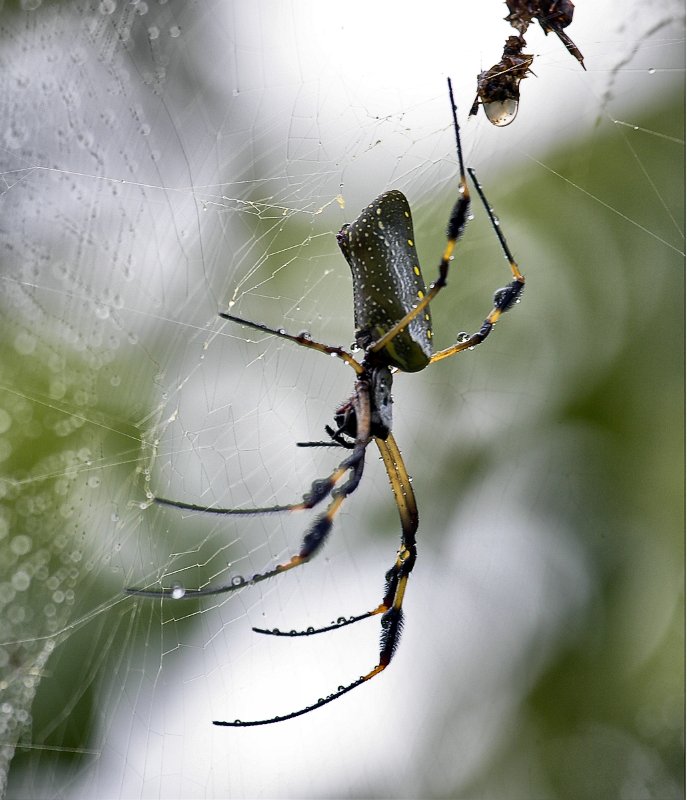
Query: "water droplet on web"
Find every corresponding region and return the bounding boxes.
[483,99,518,127]
[170,584,186,600]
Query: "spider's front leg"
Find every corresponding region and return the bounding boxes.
[429,166,525,365]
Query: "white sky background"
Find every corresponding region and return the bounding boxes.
[1,1,684,798]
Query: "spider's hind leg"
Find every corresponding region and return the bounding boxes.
[255,431,418,654]
[126,378,373,600]
[225,432,419,727]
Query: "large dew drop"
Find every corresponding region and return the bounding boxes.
[483,99,519,127]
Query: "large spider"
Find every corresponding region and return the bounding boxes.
[126,78,525,727]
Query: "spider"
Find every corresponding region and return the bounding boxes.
[126,78,525,727]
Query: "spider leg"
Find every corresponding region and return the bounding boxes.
[255,431,418,637]
[369,82,525,364]
[218,433,418,727]
[369,77,470,357]
[296,423,356,450]
[152,440,352,518]
[430,166,525,364]
[219,312,363,375]
[125,381,372,600]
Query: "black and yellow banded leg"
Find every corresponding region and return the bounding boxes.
[431,166,525,364]
[254,431,419,638]
[215,433,419,727]
[370,77,470,358]
[125,384,372,601]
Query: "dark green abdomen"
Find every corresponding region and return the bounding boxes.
[337,190,433,373]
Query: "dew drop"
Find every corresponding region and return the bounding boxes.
[170,584,186,600]
[483,99,518,127]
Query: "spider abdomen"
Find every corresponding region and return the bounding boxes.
[337,190,433,373]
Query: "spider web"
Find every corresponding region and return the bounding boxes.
[1,2,684,798]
